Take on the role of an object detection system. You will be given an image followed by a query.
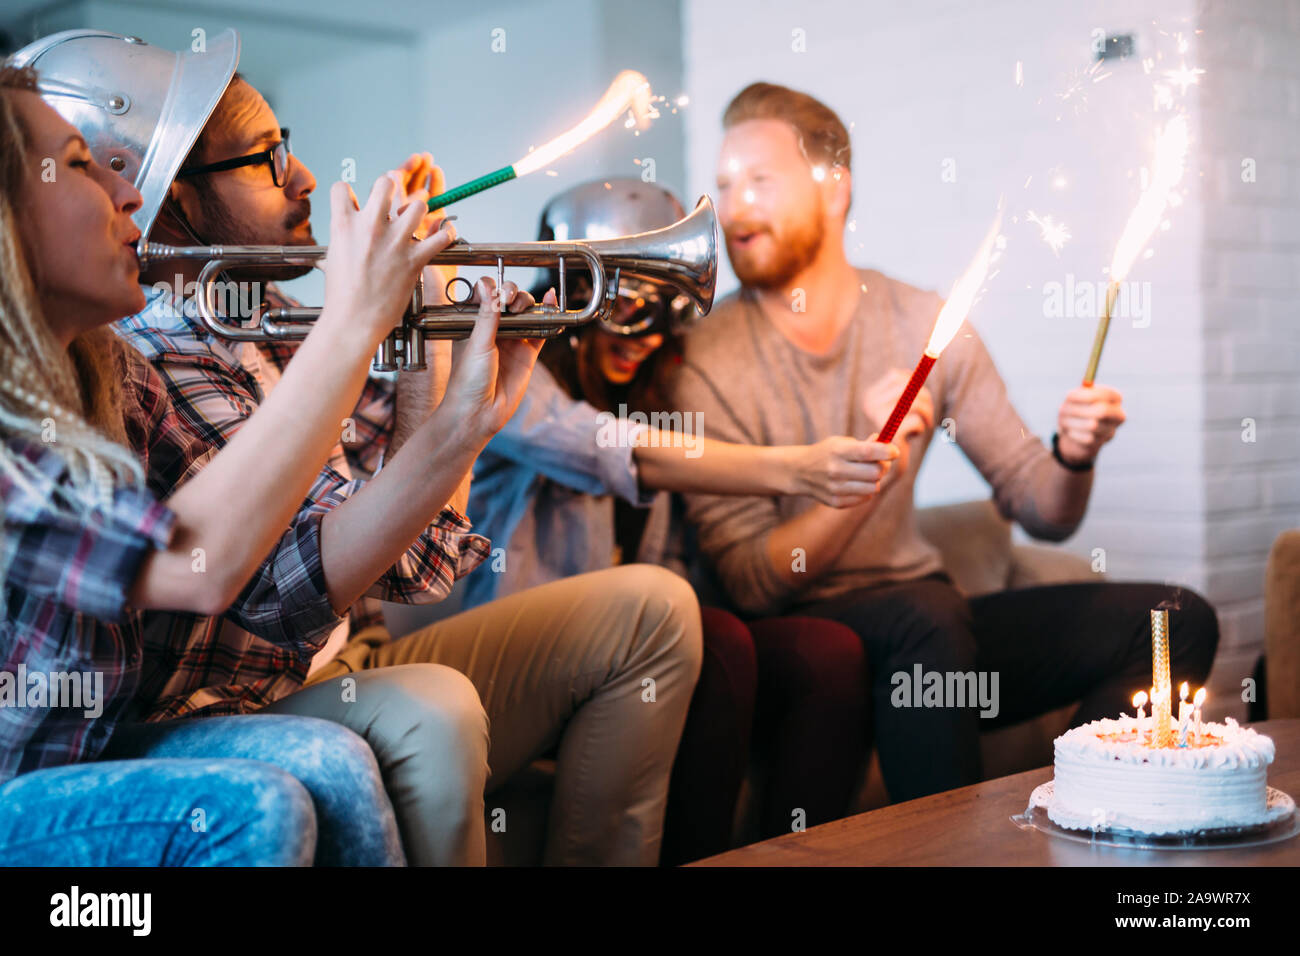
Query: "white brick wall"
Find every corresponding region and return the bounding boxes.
[1198,0,1300,717]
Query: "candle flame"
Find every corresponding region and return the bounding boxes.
[1193,687,1207,706]
[1180,680,1189,701]
[513,70,655,177]
[925,207,1003,356]
[1132,690,1148,708]
[1108,114,1189,282]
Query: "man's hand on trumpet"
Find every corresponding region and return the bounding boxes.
[442,277,550,447]
[389,152,457,304]
[384,156,461,449]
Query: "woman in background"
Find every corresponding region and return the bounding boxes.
[464,178,903,862]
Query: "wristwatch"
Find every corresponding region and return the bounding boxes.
[1051,432,1094,472]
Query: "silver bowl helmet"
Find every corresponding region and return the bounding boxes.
[11,28,240,238]
[537,177,699,337]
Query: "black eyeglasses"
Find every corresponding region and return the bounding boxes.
[177,128,292,187]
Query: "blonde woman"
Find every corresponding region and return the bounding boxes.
[0,66,536,865]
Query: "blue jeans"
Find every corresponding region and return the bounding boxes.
[0,758,316,865]
[102,714,405,866]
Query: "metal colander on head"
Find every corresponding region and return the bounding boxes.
[12,28,240,238]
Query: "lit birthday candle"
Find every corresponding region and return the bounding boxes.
[1177,681,1192,727]
[1132,690,1148,742]
[1193,687,1207,744]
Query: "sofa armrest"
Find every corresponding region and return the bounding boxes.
[1265,530,1300,719]
[916,499,1013,597]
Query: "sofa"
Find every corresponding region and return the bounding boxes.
[1264,531,1300,720]
[480,498,1095,864]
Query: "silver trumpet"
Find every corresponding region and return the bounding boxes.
[136,196,718,372]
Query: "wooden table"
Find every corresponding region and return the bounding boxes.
[692,719,1300,866]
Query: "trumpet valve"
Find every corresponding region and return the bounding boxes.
[404,327,427,371]
[373,332,400,372]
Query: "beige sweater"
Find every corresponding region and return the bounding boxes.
[669,268,1091,616]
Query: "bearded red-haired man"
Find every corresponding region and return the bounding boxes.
[671,82,1219,804]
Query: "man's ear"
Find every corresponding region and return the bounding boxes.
[827,165,852,221]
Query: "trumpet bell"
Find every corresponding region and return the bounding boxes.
[583,194,718,317]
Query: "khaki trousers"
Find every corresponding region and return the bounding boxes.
[271,564,702,866]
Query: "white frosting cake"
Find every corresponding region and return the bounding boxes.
[1040,717,1276,835]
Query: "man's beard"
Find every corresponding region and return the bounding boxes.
[196,185,315,284]
[726,209,824,290]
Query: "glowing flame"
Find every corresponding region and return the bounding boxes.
[513,71,655,177]
[926,208,1004,356]
[1026,210,1071,256]
[1193,687,1207,707]
[1108,114,1189,282]
[1132,690,1148,709]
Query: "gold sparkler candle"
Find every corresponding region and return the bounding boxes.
[1081,114,1189,385]
[1150,609,1173,747]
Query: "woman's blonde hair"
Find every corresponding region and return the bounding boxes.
[0,63,143,512]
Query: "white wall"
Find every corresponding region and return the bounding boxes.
[1196,0,1300,711]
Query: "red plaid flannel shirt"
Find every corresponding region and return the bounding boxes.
[114,285,488,720]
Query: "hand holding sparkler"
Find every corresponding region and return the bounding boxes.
[1055,383,1127,466]
[864,368,934,482]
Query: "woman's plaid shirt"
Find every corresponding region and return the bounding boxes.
[1,350,187,779]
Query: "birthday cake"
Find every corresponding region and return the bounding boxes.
[1032,717,1277,835]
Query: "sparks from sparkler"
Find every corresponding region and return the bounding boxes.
[1026,210,1071,256]
[1108,113,1190,283]
[1081,112,1191,385]
[426,70,656,210]
[1054,58,1105,117]
[1163,62,1206,95]
[927,208,1005,356]
[875,207,1004,444]
[518,70,656,175]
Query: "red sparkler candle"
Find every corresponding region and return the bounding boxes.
[878,353,936,444]
[875,211,1003,445]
